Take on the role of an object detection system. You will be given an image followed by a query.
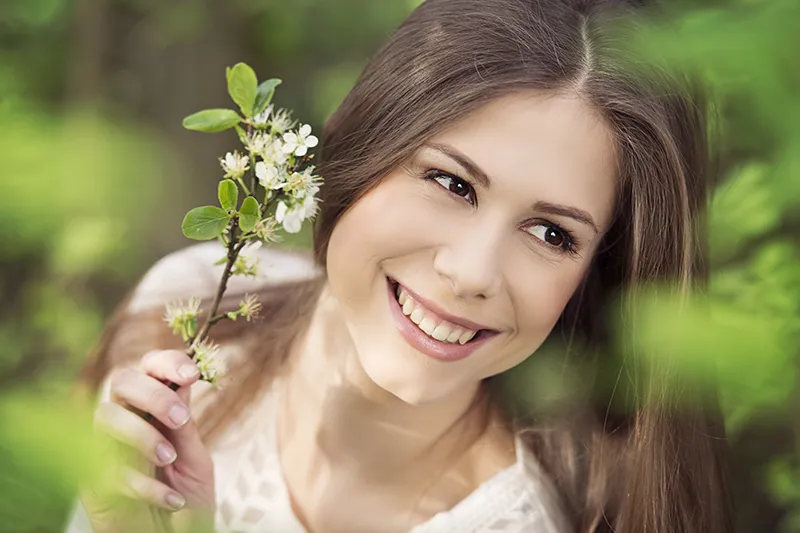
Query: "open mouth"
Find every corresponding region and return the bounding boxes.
[386,277,497,348]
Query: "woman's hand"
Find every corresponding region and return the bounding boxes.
[82,349,216,533]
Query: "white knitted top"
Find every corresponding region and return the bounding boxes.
[65,242,570,533]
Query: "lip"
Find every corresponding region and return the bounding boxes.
[385,277,497,362]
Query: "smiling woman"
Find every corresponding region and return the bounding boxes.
[70,0,732,532]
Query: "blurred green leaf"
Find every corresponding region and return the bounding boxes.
[181,206,230,240]
[182,109,241,133]
[709,163,781,264]
[0,391,108,532]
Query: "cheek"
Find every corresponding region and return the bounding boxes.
[326,173,442,279]
[516,271,581,334]
[481,260,588,377]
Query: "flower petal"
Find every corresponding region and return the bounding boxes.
[284,214,303,233]
[275,201,288,222]
[295,145,308,157]
[305,135,318,148]
[255,161,267,180]
[299,124,311,137]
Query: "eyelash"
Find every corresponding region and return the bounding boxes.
[422,168,580,256]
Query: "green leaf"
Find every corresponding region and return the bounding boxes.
[239,196,260,232]
[182,206,230,240]
[182,109,241,132]
[253,78,283,117]
[218,179,238,211]
[226,63,258,117]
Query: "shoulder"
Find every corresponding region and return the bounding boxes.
[128,241,321,314]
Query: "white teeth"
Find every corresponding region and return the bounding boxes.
[418,317,437,335]
[446,328,463,343]
[458,330,476,345]
[431,325,451,341]
[394,284,482,345]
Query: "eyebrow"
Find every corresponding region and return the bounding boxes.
[424,142,600,235]
[427,142,491,188]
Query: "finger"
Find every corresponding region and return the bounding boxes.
[119,465,187,512]
[139,349,201,389]
[94,401,178,467]
[109,368,191,430]
[159,389,212,474]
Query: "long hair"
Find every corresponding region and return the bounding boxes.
[80,1,732,531]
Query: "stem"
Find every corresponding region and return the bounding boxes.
[187,226,247,355]
[247,124,258,194]
[209,313,233,326]
[235,176,251,197]
[143,222,247,402]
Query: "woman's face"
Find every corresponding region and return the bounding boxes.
[326,92,617,405]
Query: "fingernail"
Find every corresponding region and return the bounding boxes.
[168,404,190,427]
[156,443,177,465]
[178,363,199,379]
[165,492,185,510]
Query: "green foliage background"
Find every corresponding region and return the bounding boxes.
[0,0,797,531]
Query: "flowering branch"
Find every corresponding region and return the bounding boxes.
[160,63,322,386]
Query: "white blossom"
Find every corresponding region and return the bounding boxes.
[220,151,249,178]
[284,166,321,199]
[275,189,318,234]
[281,124,318,157]
[270,108,294,134]
[255,161,285,190]
[254,217,280,243]
[275,200,304,234]
[237,294,263,322]
[245,131,271,155]
[240,240,263,257]
[252,105,272,127]
[299,193,319,220]
[163,297,202,341]
[192,338,223,385]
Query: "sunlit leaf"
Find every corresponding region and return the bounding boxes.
[182,109,241,133]
[226,63,258,117]
[181,206,230,240]
[238,196,259,232]
[218,179,238,211]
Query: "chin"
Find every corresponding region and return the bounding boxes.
[350,330,459,406]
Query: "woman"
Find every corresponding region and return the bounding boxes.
[68,0,733,531]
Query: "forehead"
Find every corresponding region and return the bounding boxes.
[430,92,618,229]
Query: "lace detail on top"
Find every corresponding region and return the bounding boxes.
[211,380,566,533]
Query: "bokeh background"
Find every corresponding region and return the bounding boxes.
[0,0,798,531]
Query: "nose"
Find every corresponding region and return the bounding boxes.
[433,224,503,300]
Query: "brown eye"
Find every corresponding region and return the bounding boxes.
[525,223,576,254]
[544,227,564,247]
[428,171,476,205]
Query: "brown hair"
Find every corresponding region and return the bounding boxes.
[81,0,732,531]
